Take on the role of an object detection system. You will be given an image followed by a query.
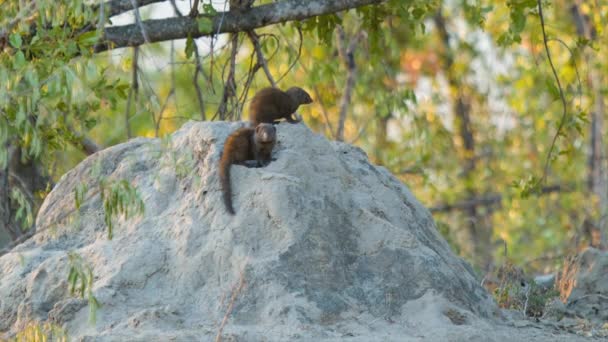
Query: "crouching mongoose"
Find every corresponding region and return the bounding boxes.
[219,123,277,215]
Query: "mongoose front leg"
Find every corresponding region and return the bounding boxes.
[285,113,302,123]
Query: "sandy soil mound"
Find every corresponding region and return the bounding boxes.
[0,122,595,341]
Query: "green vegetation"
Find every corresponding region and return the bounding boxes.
[68,252,100,323]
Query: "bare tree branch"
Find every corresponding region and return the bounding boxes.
[79,136,101,155]
[429,184,568,213]
[68,125,101,155]
[237,49,262,117]
[189,0,201,17]
[217,33,239,120]
[169,0,208,121]
[99,0,166,18]
[277,26,335,137]
[95,0,387,52]
[0,141,16,240]
[129,0,151,44]
[276,26,303,84]
[247,30,277,87]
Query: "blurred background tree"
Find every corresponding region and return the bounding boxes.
[1,0,607,277]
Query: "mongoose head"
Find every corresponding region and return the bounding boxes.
[254,123,277,145]
[285,87,313,105]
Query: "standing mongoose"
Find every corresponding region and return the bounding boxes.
[219,123,277,215]
[249,87,313,126]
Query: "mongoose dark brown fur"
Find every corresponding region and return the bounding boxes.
[249,87,313,126]
[219,123,277,215]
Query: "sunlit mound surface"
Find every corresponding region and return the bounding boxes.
[0,122,593,341]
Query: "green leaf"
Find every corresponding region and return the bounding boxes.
[202,3,217,15]
[185,36,195,59]
[77,31,99,46]
[13,51,26,69]
[510,10,526,33]
[197,17,213,33]
[545,80,559,100]
[9,33,22,48]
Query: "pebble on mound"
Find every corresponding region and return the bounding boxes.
[0,121,499,341]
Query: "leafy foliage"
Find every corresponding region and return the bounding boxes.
[99,179,145,239]
[67,252,100,323]
[10,188,33,229]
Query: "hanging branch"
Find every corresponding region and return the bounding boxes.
[247,30,277,87]
[0,141,16,240]
[124,47,140,139]
[155,41,177,137]
[189,0,200,17]
[276,26,303,84]
[277,26,334,137]
[237,48,262,117]
[169,0,207,121]
[430,184,568,213]
[78,136,101,155]
[129,0,151,44]
[217,33,239,120]
[537,0,569,183]
[69,126,101,155]
[193,46,208,121]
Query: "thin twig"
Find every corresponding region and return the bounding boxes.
[130,0,151,44]
[155,41,176,137]
[349,116,373,144]
[522,285,531,316]
[235,49,261,118]
[548,38,583,107]
[193,47,208,121]
[188,0,200,17]
[537,0,569,183]
[276,26,303,84]
[125,47,140,139]
[170,0,207,120]
[313,86,335,138]
[277,27,335,137]
[216,33,239,120]
[161,115,197,121]
[247,30,276,87]
[214,262,247,342]
[8,172,36,205]
[1,140,16,240]
[209,0,231,90]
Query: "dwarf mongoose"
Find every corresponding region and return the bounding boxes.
[219,123,277,215]
[249,87,313,126]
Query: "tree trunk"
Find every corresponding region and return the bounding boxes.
[0,146,50,249]
[571,3,607,248]
[434,11,493,268]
